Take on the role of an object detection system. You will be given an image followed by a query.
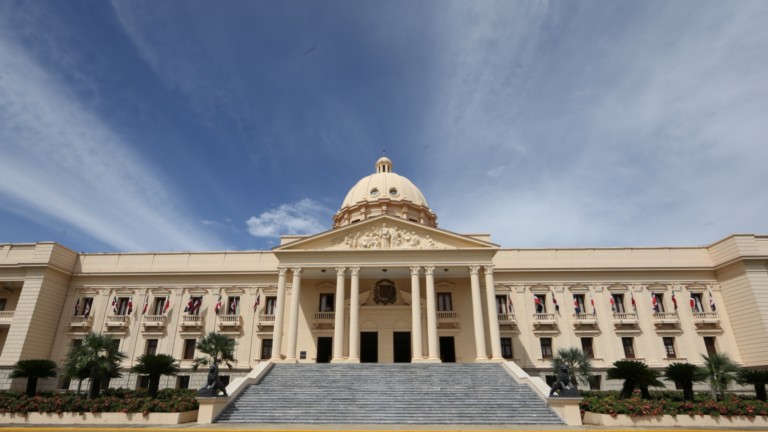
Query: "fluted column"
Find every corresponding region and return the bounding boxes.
[285,267,302,362]
[410,266,423,361]
[332,267,346,361]
[425,265,440,361]
[271,267,288,361]
[348,267,361,362]
[484,265,503,360]
[469,265,488,360]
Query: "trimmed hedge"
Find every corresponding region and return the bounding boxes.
[0,388,198,415]
[580,391,768,417]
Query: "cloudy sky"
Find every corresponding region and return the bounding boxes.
[1,1,767,253]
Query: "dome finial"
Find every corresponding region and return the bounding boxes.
[376,155,393,173]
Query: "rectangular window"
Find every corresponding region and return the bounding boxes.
[111,339,120,351]
[437,293,453,312]
[261,339,273,359]
[227,296,240,315]
[704,337,717,356]
[589,375,602,391]
[500,338,513,359]
[72,339,83,349]
[692,293,705,312]
[152,297,166,315]
[496,295,509,314]
[622,337,635,358]
[187,296,203,316]
[612,294,625,313]
[264,297,277,315]
[573,294,586,314]
[663,337,676,358]
[183,339,196,360]
[581,337,594,358]
[229,337,238,360]
[145,339,158,355]
[319,294,334,312]
[116,297,130,315]
[0,299,6,311]
[534,294,547,313]
[653,293,666,313]
[540,337,553,359]
[137,375,150,390]
[176,376,190,389]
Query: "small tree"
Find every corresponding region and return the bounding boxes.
[9,359,57,397]
[552,347,593,389]
[193,332,235,370]
[132,354,180,398]
[702,353,739,401]
[737,368,768,401]
[607,360,664,399]
[65,332,127,399]
[664,362,706,401]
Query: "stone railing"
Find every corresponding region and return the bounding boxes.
[572,312,598,327]
[532,312,556,323]
[142,314,167,327]
[612,312,638,327]
[0,310,14,320]
[218,314,241,327]
[106,315,130,327]
[497,313,516,324]
[314,311,335,322]
[181,314,203,327]
[692,311,719,326]
[69,315,93,327]
[436,311,458,320]
[652,311,679,326]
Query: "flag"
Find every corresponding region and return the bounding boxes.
[74,298,80,316]
[671,292,678,310]
[709,290,716,311]
[651,293,659,312]
[590,296,595,313]
[553,296,560,311]
[83,300,91,318]
[507,294,513,310]
[631,293,637,310]
[142,296,149,315]
[163,297,170,314]
[127,297,133,315]
[689,293,695,311]
[229,297,237,315]
[184,297,194,313]
[215,294,223,314]
[609,295,615,312]
[193,297,202,314]
[111,296,118,314]
[534,296,543,313]
[253,293,261,312]
[573,296,581,314]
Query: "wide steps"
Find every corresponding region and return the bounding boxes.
[217,363,562,424]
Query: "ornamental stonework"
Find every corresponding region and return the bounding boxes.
[328,223,444,250]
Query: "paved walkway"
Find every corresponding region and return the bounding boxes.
[0,427,766,431]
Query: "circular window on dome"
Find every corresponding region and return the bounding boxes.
[389,187,398,196]
[370,188,380,197]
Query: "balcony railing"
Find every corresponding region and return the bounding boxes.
[314,311,335,322]
[0,310,14,320]
[256,314,275,328]
[106,315,130,327]
[69,315,93,327]
[573,312,598,327]
[142,315,167,327]
[437,311,458,320]
[497,313,516,324]
[532,312,556,324]
[612,312,638,327]
[692,311,720,327]
[181,314,203,327]
[653,311,679,326]
[219,314,241,327]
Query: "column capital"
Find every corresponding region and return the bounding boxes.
[278,267,288,276]
[469,265,481,275]
[409,266,421,276]
[424,265,435,275]
[291,267,302,276]
[350,266,361,276]
[484,265,495,274]
[335,267,346,276]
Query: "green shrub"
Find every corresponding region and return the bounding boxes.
[0,389,198,414]
[580,391,768,418]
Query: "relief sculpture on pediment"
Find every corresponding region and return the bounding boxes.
[329,223,443,250]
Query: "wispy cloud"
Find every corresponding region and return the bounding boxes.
[0,21,224,252]
[246,199,333,238]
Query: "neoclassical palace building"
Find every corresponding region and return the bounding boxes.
[1,157,767,391]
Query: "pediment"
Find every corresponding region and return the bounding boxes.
[274,215,497,252]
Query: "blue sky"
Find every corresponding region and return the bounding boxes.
[1,1,767,253]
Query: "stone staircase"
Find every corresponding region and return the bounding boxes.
[217,363,563,424]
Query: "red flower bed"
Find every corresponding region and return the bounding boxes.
[0,389,198,414]
[580,391,768,418]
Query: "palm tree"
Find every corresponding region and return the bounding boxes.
[737,368,768,401]
[552,347,593,389]
[65,332,127,399]
[664,362,706,401]
[607,360,664,399]
[701,353,739,401]
[10,359,57,397]
[193,332,235,370]
[132,354,180,398]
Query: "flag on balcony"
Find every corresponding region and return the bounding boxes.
[83,300,91,317]
[671,292,678,310]
[590,296,595,313]
[111,296,117,314]
[631,293,637,310]
[163,297,170,314]
[215,294,223,314]
[507,293,513,311]
[573,296,580,314]
[193,297,203,314]
[253,293,261,312]
[708,290,716,311]
[229,298,238,315]
[690,293,695,310]
[609,295,615,312]
[184,297,194,313]
[142,296,149,315]
[651,293,659,312]
[552,296,560,312]
[74,298,80,316]
[534,296,543,313]
[127,297,133,315]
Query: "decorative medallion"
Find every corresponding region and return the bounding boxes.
[373,279,397,305]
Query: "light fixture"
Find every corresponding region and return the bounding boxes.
[321,269,326,273]
[444,268,449,272]
[382,268,388,272]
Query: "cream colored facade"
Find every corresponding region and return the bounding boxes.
[1,157,767,392]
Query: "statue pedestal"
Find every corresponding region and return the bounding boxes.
[196,396,229,424]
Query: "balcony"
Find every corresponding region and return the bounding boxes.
[181,314,203,328]
[142,314,167,329]
[256,314,275,330]
[653,312,680,328]
[105,315,130,329]
[0,310,14,325]
[497,313,517,325]
[313,311,335,329]
[218,314,242,328]
[572,312,598,328]
[69,315,93,328]
[437,311,459,328]
[612,312,639,329]
[692,311,720,330]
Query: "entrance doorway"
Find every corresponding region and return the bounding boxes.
[439,336,456,363]
[316,337,332,363]
[360,332,378,363]
[393,332,411,363]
